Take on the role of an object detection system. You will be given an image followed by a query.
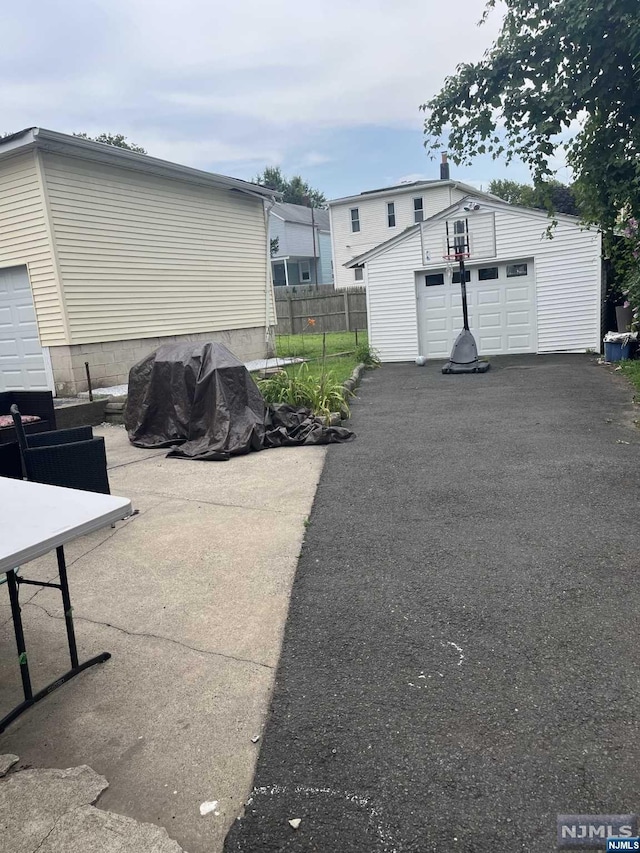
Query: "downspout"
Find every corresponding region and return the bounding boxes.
[264,195,278,353]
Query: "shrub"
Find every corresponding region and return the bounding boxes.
[258,363,350,419]
[354,342,381,367]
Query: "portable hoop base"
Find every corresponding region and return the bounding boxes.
[441,242,490,375]
[442,329,490,374]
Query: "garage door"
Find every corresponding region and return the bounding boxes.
[417,260,537,359]
[0,265,49,391]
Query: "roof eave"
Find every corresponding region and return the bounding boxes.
[0,127,281,201]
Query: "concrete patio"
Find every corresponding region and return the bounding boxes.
[0,425,327,853]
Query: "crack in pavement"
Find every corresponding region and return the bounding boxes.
[32,812,65,853]
[103,487,312,518]
[24,600,275,672]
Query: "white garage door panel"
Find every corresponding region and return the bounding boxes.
[0,265,49,392]
[418,261,536,358]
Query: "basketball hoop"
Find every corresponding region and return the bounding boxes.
[442,252,471,263]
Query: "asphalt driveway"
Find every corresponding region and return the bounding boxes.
[225,354,640,853]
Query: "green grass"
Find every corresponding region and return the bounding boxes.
[274,330,370,385]
[275,330,368,359]
[291,355,358,384]
[618,359,640,395]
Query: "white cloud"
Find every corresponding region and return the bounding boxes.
[395,173,430,183]
[0,0,507,187]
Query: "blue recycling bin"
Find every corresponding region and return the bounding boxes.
[604,341,632,362]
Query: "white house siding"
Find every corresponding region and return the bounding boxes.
[330,184,465,290]
[366,201,601,362]
[493,211,601,352]
[41,152,269,345]
[0,152,66,346]
[366,229,423,361]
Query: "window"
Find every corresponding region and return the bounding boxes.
[354,267,364,282]
[425,273,444,286]
[350,208,360,233]
[478,267,499,281]
[300,260,311,282]
[452,269,471,284]
[387,202,396,228]
[414,197,424,223]
[507,263,528,277]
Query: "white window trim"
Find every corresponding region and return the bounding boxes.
[387,201,396,228]
[354,267,364,282]
[413,197,424,223]
[350,207,360,232]
[299,260,311,282]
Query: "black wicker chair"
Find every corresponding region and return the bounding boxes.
[10,405,110,494]
[0,441,23,479]
[0,391,56,445]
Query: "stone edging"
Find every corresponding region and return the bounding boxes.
[342,362,366,396]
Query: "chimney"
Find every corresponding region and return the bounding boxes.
[440,153,450,181]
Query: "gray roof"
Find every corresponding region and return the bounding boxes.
[0,128,280,201]
[328,180,499,207]
[271,202,330,230]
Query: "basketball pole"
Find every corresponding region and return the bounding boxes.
[459,255,470,332]
[441,217,490,374]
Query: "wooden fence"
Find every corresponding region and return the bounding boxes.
[274,286,367,335]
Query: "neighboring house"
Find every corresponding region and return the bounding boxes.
[0,128,278,395]
[344,194,602,362]
[269,202,332,287]
[328,155,497,290]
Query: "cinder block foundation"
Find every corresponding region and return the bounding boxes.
[49,326,273,395]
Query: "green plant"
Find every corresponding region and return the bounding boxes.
[258,362,350,419]
[354,342,381,367]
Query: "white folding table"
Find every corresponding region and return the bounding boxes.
[0,477,132,733]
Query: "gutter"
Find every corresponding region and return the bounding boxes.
[264,195,278,347]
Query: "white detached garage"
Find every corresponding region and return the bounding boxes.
[347,196,602,362]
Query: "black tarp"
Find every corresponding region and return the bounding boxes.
[125,342,354,461]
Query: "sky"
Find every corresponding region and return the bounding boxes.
[0,0,573,200]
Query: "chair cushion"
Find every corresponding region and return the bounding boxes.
[0,414,41,428]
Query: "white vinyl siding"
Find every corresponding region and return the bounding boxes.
[0,152,66,345]
[364,200,601,361]
[331,184,465,290]
[41,152,268,344]
[366,229,423,361]
[492,209,601,353]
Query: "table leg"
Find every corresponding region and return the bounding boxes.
[56,546,79,669]
[0,551,111,735]
[6,569,33,702]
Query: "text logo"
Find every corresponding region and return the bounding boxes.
[558,816,638,848]
[606,839,640,852]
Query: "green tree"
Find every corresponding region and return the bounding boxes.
[73,132,147,154]
[255,166,326,207]
[421,0,640,236]
[489,179,580,216]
